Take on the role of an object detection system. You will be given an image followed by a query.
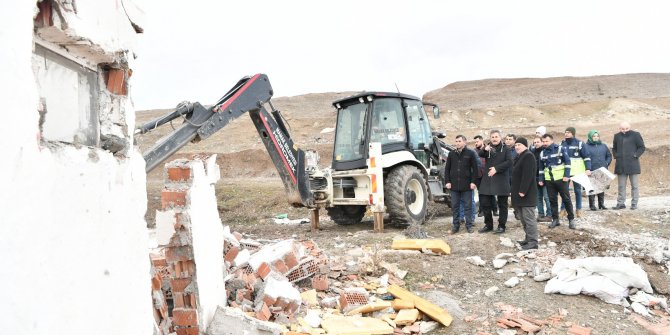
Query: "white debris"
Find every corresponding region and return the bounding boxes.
[544,257,653,305]
[320,127,335,134]
[630,302,650,317]
[485,286,499,297]
[304,309,322,328]
[273,217,309,225]
[419,321,439,333]
[466,256,486,266]
[629,291,668,310]
[493,259,508,269]
[504,277,520,288]
[534,273,552,282]
[499,237,515,248]
[495,253,515,260]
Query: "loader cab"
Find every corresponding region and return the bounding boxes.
[331,93,434,171]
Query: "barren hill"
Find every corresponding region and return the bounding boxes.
[137,73,670,194]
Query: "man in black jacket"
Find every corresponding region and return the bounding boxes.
[612,121,646,210]
[511,137,539,250]
[445,135,479,233]
[478,130,514,233]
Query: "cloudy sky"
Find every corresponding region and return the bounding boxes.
[131,0,670,110]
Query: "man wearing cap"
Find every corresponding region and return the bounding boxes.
[612,121,645,210]
[539,134,576,229]
[560,127,592,218]
[511,137,539,249]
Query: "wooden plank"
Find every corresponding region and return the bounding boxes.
[391,299,415,311]
[394,309,419,326]
[320,315,394,335]
[346,301,392,316]
[387,285,453,327]
[391,239,451,254]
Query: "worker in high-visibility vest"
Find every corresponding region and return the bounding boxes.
[560,127,592,218]
[538,133,576,229]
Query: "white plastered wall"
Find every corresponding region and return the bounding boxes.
[0,2,153,335]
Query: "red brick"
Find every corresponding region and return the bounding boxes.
[188,293,197,309]
[166,246,194,263]
[151,274,161,291]
[232,231,243,241]
[224,246,240,263]
[170,278,192,293]
[255,303,271,321]
[262,294,277,306]
[274,297,289,309]
[175,327,199,335]
[106,69,127,95]
[173,292,185,308]
[162,189,187,209]
[284,252,299,270]
[167,167,192,182]
[150,253,167,267]
[173,260,196,279]
[273,260,288,274]
[256,262,271,280]
[172,308,198,327]
[287,301,300,314]
[311,275,329,291]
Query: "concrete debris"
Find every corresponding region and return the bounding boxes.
[273,217,309,225]
[467,256,487,266]
[206,306,283,335]
[533,273,552,282]
[499,237,515,248]
[419,320,439,333]
[493,259,508,269]
[504,277,520,288]
[485,286,500,297]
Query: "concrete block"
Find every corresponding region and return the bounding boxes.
[206,306,283,335]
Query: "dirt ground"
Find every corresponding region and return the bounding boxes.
[138,73,670,334]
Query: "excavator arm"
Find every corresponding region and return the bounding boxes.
[137,73,314,207]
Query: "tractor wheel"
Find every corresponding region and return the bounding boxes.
[326,205,367,225]
[385,165,428,225]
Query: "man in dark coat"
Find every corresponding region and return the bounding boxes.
[445,135,478,233]
[612,121,646,210]
[511,137,539,250]
[478,130,513,234]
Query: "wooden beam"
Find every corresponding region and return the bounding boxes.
[391,239,451,254]
[388,285,453,327]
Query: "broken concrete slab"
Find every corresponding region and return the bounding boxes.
[504,277,520,288]
[388,285,453,327]
[466,256,486,266]
[206,306,283,335]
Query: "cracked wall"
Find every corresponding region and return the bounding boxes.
[0,1,153,334]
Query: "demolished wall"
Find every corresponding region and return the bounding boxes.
[155,157,227,334]
[0,1,152,334]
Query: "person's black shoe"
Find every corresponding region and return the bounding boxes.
[478,226,493,233]
[613,204,626,210]
[493,227,506,234]
[599,205,608,210]
[589,205,597,211]
[517,240,528,245]
[522,244,538,250]
[630,205,637,210]
[467,227,474,233]
[568,220,576,229]
[448,226,460,234]
[549,219,560,229]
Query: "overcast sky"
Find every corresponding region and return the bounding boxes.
[131,0,670,110]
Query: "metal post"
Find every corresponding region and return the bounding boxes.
[310,208,319,233]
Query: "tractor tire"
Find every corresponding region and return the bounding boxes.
[326,205,367,225]
[385,165,428,225]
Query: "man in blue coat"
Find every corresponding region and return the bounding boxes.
[539,134,576,229]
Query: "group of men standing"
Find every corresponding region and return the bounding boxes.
[443,122,646,251]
